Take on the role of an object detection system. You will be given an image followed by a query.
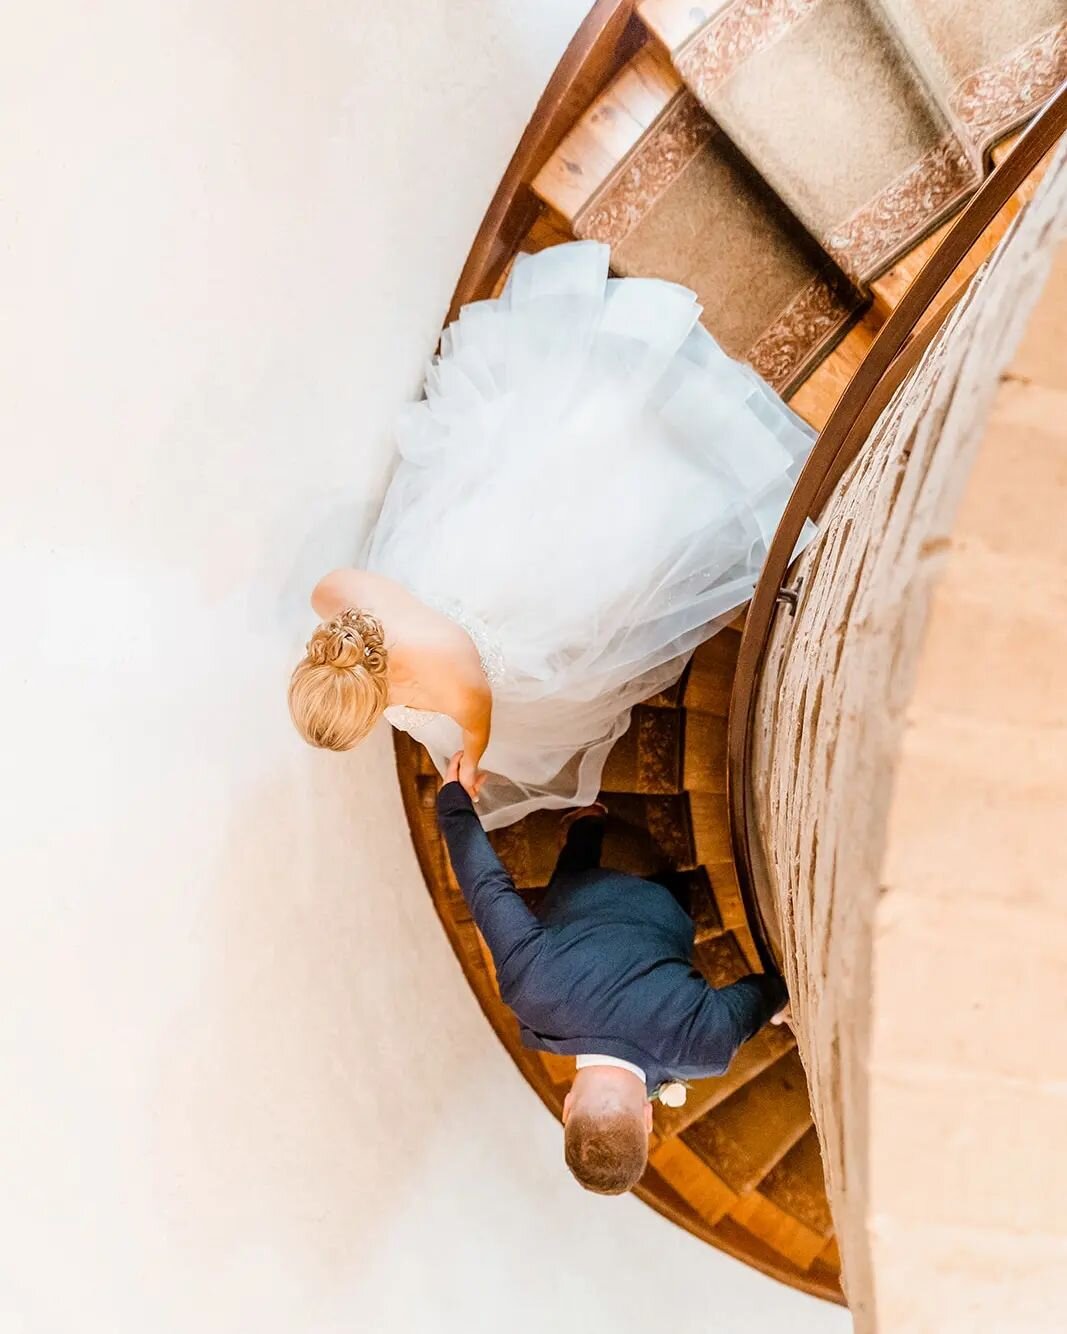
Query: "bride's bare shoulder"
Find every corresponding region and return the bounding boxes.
[309,570,479,692]
[310,568,410,620]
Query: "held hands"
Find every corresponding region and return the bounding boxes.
[446,750,487,803]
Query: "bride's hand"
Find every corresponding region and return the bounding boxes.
[459,754,487,802]
[446,751,485,801]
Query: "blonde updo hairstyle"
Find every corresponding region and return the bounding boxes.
[289,608,389,751]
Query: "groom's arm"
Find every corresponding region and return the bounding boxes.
[685,972,788,1073]
[436,782,545,992]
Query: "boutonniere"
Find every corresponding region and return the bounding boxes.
[651,1080,689,1108]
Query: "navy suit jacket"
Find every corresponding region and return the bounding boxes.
[437,782,787,1092]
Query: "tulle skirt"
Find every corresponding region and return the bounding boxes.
[365,241,815,829]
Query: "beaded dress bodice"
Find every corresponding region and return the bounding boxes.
[383,598,506,736]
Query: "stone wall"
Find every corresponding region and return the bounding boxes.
[751,138,1067,1331]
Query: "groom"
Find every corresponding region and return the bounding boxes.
[437,753,788,1195]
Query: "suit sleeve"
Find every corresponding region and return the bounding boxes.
[436,782,545,993]
[685,972,788,1072]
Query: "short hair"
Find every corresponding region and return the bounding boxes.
[564,1107,648,1195]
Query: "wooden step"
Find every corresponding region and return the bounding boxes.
[648,1136,738,1226]
[757,1125,834,1238]
[654,1022,796,1138]
[641,0,981,286]
[870,218,954,321]
[641,672,688,709]
[602,705,729,799]
[682,1048,813,1194]
[688,789,732,866]
[488,809,573,889]
[871,137,1058,331]
[532,44,861,395]
[536,1050,576,1092]
[533,44,681,222]
[600,704,684,794]
[600,792,696,872]
[684,627,741,716]
[788,307,882,430]
[682,711,727,793]
[489,208,576,298]
[658,864,724,943]
[692,929,751,988]
[636,0,700,53]
[727,1191,828,1272]
[815,1235,842,1274]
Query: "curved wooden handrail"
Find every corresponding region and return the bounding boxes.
[727,82,1067,970]
[445,0,644,322]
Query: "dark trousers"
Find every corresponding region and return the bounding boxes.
[549,814,606,883]
[549,814,692,917]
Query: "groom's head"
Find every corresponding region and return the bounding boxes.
[561,1065,652,1195]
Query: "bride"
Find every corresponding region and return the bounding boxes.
[289,241,815,829]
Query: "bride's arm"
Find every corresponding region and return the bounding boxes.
[451,678,492,800]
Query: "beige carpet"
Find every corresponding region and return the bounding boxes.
[574,91,862,392]
[882,0,1067,157]
[655,0,1067,284]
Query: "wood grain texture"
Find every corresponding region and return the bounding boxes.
[532,43,680,218]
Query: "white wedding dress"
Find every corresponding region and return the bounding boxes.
[365,241,815,829]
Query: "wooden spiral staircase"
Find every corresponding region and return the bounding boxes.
[394,0,1067,1304]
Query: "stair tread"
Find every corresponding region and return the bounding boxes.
[728,1192,828,1272]
[788,308,881,429]
[533,44,680,221]
[758,1125,834,1237]
[533,43,861,394]
[654,1022,795,1138]
[636,0,698,55]
[692,930,750,988]
[688,789,733,866]
[600,792,696,872]
[649,1136,738,1225]
[683,710,728,794]
[653,0,980,285]
[600,704,684,795]
[682,1049,814,1194]
[684,628,742,716]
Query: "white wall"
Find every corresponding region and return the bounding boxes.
[0,4,852,1331]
